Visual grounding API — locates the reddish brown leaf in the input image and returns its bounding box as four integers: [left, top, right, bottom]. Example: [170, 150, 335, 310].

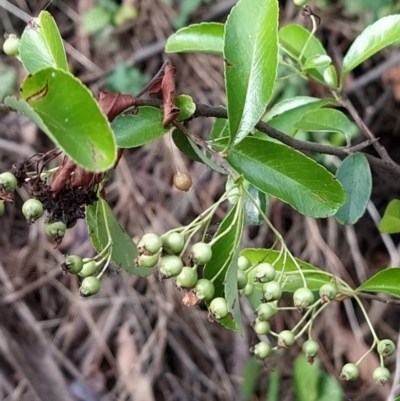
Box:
[147, 78, 163, 94]
[97, 92, 136, 122]
[161, 64, 180, 127]
[50, 157, 76, 194]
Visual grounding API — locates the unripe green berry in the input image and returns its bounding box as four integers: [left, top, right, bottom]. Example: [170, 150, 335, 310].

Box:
[79, 260, 98, 277]
[252, 342, 272, 359]
[64, 255, 84, 274]
[293, 287, 314, 309]
[253, 318, 271, 335]
[256, 302, 278, 321]
[162, 232, 185, 254]
[22, 198, 44, 222]
[372, 366, 390, 385]
[80, 276, 101, 296]
[191, 242, 212, 265]
[0, 172, 18, 190]
[3, 34, 20, 56]
[262, 281, 282, 302]
[238, 255, 251, 271]
[293, 0, 307, 6]
[340, 363, 359, 381]
[254, 263, 276, 283]
[195, 278, 215, 301]
[237, 270, 248, 290]
[377, 339, 396, 358]
[209, 297, 229, 320]
[242, 282, 254, 296]
[45, 221, 67, 240]
[176, 267, 198, 288]
[302, 339, 319, 359]
[0, 201, 4, 216]
[278, 330, 295, 348]
[159, 255, 183, 277]
[319, 283, 337, 301]
[138, 233, 162, 255]
[139, 253, 159, 268]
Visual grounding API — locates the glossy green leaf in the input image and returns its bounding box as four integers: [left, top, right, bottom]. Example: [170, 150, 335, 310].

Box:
[224, 0, 279, 145]
[165, 22, 224, 54]
[19, 11, 68, 73]
[5, 68, 116, 171]
[227, 137, 345, 218]
[172, 129, 226, 174]
[204, 204, 244, 332]
[294, 356, 320, 401]
[335, 154, 372, 224]
[379, 199, 400, 233]
[318, 374, 343, 401]
[244, 184, 269, 225]
[295, 108, 353, 143]
[86, 199, 151, 277]
[241, 248, 331, 292]
[303, 55, 332, 70]
[323, 65, 338, 87]
[342, 15, 400, 78]
[264, 96, 335, 136]
[356, 268, 400, 298]
[111, 107, 169, 148]
[241, 357, 262, 401]
[266, 369, 281, 401]
[175, 94, 196, 120]
[279, 24, 327, 82]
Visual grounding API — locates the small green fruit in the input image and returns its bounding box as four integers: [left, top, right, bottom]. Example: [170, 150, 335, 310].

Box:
[253, 318, 271, 335]
[302, 339, 319, 359]
[237, 270, 248, 290]
[176, 266, 198, 288]
[293, 0, 307, 6]
[262, 281, 282, 302]
[113, 4, 138, 27]
[191, 242, 212, 265]
[22, 198, 44, 222]
[139, 253, 159, 268]
[238, 255, 251, 271]
[242, 282, 254, 296]
[138, 233, 162, 255]
[80, 276, 101, 296]
[293, 287, 314, 309]
[79, 260, 98, 277]
[254, 263, 276, 283]
[162, 232, 185, 254]
[319, 283, 337, 302]
[278, 330, 295, 348]
[252, 342, 272, 359]
[256, 302, 278, 321]
[377, 339, 396, 358]
[45, 221, 67, 240]
[209, 297, 229, 320]
[64, 255, 84, 274]
[372, 366, 390, 385]
[340, 363, 359, 381]
[0, 172, 18, 190]
[0, 201, 4, 216]
[159, 255, 183, 277]
[3, 34, 20, 56]
[195, 278, 215, 301]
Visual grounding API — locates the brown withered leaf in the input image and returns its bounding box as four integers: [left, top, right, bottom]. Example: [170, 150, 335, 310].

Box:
[382, 65, 400, 101]
[50, 157, 76, 194]
[97, 92, 136, 122]
[161, 64, 180, 127]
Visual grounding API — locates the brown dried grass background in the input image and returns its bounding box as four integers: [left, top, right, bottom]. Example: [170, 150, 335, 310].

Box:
[1, 1, 400, 400]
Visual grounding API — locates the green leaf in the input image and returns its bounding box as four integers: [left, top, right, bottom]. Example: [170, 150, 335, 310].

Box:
[0, 63, 17, 101]
[244, 184, 269, 225]
[279, 24, 327, 82]
[165, 22, 224, 54]
[19, 11, 68, 74]
[264, 96, 335, 136]
[294, 356, 320, 401]
[379, 199, 400, 233]
[241, 248, 330, 292]
[356, 268, 400, 298]
[5, 68, 116, 171]
[295, 108, 354, 143]
[335, 154, 372, 224]
[204, 204, 244, 332]
[303, 55, 332, 70]
[224, 0, 279, 145]
[86, 199, 151, 277]
[111, 107, 169, 148]
[226, 137, 345, 218]
[318, 374, 343, 401]
[172, 129, 226, 174]
[266, 369, 281, 401]
[82, 6, 112, 35]
[341, 15, 400, 78]
[175, 94, 196, 120]
[241, 357, 262, 401]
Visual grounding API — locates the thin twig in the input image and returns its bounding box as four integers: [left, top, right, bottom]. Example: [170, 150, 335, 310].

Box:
[357, 292, 400, 305]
